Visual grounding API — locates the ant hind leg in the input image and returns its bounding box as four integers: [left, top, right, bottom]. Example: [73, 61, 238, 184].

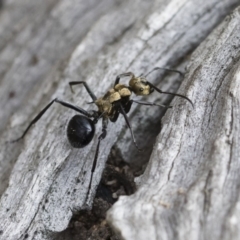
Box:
[11, 98, 96, 142]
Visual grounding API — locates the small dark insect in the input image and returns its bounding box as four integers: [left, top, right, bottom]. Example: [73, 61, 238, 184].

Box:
[12, 67, 193, 198]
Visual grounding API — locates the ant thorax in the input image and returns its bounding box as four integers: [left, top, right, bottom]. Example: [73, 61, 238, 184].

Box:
[95, 84, 131, 116]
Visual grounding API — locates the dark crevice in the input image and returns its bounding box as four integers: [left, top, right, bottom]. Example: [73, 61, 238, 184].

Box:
[203, 170, 213, 216]
[226, 95, 234, 174]
[52, 152, 136, 240]
[167, 139, 183, 181]
[106, 22, 135, 46]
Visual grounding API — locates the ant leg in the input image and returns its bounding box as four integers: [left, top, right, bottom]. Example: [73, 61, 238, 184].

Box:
[114, 72, 134, 86]
[86, 117, 108, 198]
[130, 99, 172, 108]
[144, 67, 184, 78]
[146, 81, 194, 107]
[117, 102, 141, 151]
[68, 81, 97, 101]
[55, 99, 95, 117]
[12, 98, 96, 142]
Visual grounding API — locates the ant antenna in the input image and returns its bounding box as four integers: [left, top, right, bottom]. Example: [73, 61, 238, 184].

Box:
[147, 81, 194, 107]
[144, 67, 193, 107]
[145, 67, 184, 78]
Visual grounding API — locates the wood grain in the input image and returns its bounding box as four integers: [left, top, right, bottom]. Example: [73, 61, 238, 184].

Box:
[0, 0, 239, 239]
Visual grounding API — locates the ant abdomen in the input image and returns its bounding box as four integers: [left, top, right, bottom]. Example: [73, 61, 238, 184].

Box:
[67, 115, 95, 148]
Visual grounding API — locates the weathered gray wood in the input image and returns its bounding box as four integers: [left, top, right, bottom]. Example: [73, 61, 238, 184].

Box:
[108, 6, 240, 240]
[0, 0, 239, 239]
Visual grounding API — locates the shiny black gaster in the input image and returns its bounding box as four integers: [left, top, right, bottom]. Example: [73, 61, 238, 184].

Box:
[67, 115, 95, 148]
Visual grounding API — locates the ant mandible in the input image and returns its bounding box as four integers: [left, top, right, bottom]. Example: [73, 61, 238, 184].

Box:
[12, 67, 193, 198]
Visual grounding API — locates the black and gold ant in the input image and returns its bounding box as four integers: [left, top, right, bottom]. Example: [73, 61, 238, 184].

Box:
[12, 67, 193, 197]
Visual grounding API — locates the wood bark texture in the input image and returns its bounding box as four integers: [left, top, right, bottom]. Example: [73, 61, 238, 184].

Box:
[0, 0, 239, 239]
[108, 6, 240, 240]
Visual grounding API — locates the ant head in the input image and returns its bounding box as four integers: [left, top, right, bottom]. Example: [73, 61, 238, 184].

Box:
[129, 76, 154, 96]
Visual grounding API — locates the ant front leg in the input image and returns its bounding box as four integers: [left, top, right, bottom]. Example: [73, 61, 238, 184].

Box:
[114, 72, 135, 86]
[11, 98, 96, 142]
[86, 117, 108, 199]
[68, 81, 97, 101]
